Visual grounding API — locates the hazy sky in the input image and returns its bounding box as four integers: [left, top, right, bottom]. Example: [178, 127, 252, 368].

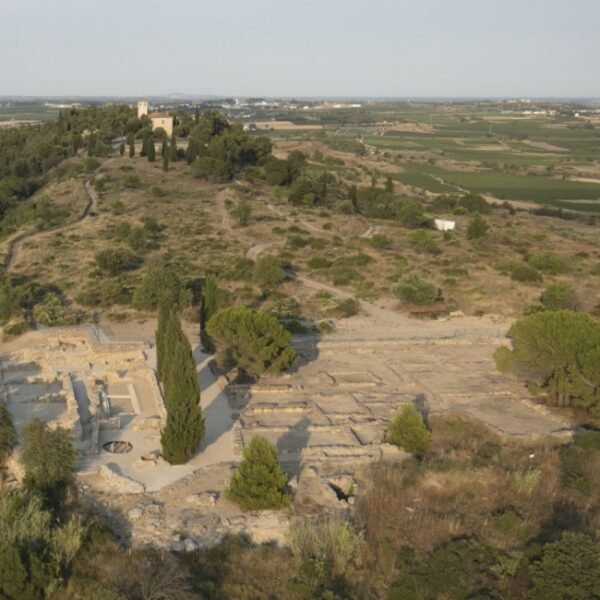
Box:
[2, 0, 599, 97]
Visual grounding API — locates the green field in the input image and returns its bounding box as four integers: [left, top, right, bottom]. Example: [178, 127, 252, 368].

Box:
[0, 103, 58, 122]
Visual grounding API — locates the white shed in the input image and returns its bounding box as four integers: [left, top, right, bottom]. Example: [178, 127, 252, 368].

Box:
[434, 219, 456, 232]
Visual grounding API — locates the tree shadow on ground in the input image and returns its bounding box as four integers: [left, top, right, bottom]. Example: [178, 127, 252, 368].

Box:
[277, 416, 311, 479]
[193, 344, 236, 454]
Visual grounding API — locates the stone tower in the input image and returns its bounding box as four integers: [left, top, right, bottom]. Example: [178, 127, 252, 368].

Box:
[137, 100, 148, 119]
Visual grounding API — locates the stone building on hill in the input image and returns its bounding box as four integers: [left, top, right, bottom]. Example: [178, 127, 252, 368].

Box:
[137, 100, 174, 137]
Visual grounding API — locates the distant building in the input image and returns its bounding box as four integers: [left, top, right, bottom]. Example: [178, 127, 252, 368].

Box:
[137, 100, 148, 118]
[137, 100, 174, 136]
[148, 113, 174, 136]
[434, 219, 455, 232]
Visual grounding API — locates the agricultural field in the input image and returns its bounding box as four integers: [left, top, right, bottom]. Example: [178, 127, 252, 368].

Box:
[261, 100, 600, 212]
[0, 101, 59, 123]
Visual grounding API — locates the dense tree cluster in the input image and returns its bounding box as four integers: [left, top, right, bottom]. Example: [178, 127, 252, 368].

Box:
[433, 193, 492, 215]
[206, 306, 297, 377]
[132, 266, 191, 311]
[190, 111, 272, 182]
[0, 105, 136, 219]
[20, 418, 76, 508]
[156, 301, 205, 464]
[0, 491, 85, 598]
[264, 150, 306, 186]
[495, 310, 600, 414]
[350, 184, 432, 225]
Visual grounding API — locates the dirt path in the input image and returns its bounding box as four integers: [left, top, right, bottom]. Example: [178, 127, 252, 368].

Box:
[266, 203, 335, 238]
[359, 225, 382, 239]
[4, 164, 104, 273]
[246, 242, 271, 261]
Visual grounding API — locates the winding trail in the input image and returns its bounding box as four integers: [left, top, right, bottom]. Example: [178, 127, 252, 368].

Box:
[3, 165, 104, 273]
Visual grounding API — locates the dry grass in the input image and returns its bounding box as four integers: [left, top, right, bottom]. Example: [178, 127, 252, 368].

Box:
[354, 415, 598, 588]
[7, 147, 600, 322]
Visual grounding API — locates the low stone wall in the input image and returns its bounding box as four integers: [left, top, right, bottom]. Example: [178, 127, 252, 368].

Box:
[59, 373, 83, 441]
[99, 463, 146, 494]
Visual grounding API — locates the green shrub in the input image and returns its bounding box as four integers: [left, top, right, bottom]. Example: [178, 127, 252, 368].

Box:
[393, 274, 437, 305]
[84, 157, 101, 173]
[467, 215, 490, 240]
[207, 306, 297, 377]
[132, 267, 191, 310]
[0, 406, 16, 466]
[458, 193, 491, 214]
[3, 318, 29, 337]
[287, 235, 309, 249]
[541, 283, 579, 311]
[95, 248, 139, 276]
[560, 445, 592, 494]
[335, 252, 374, 267]
[510, 264, 543, 284]
[574, 430, 600, 450]
[369, 234, 391, 249]
[528, 532, 600, 600]
[322, 296, 360, 319]
[493, 346, 514, 374]
[224, 256, 254, 281]
[501, 310, 600, 414]
[408, 230, 441, 255]
[253, 255, 284, 289]
[33, 293, 81, 327]
[307, 256, 331, 269]
[0, 491, 85, 597]
[20, 418, 76, 505]
[397, 200, 432, 229]
[386, 404, 430, 454]
[226, 436, 290, 510]
[287, 516, 363, 577]
[329, 266, 360, 286]
[124, 174, 141, 189]
[528, 252, 571, 275]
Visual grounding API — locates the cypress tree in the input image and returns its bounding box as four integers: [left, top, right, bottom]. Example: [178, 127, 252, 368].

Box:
[163, 326, 199, 412]
[160, 396, 205, 465]
[156, 299, 172, 382]
[147, 139, 156, 162]
[226, 436, 290, 510]
[87, 133, 96, 157]
[129, 141, 135, 158]
[141, 130, 148, 157]
[119, 141, 125, 156]
[200, 274, 219, 352]
[169, 133, 178, 161]
[186, 139, 198, 164]
[157, 309, 205, 464]
[161, 139, 167, 157]
[162, 145, 170, 172]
